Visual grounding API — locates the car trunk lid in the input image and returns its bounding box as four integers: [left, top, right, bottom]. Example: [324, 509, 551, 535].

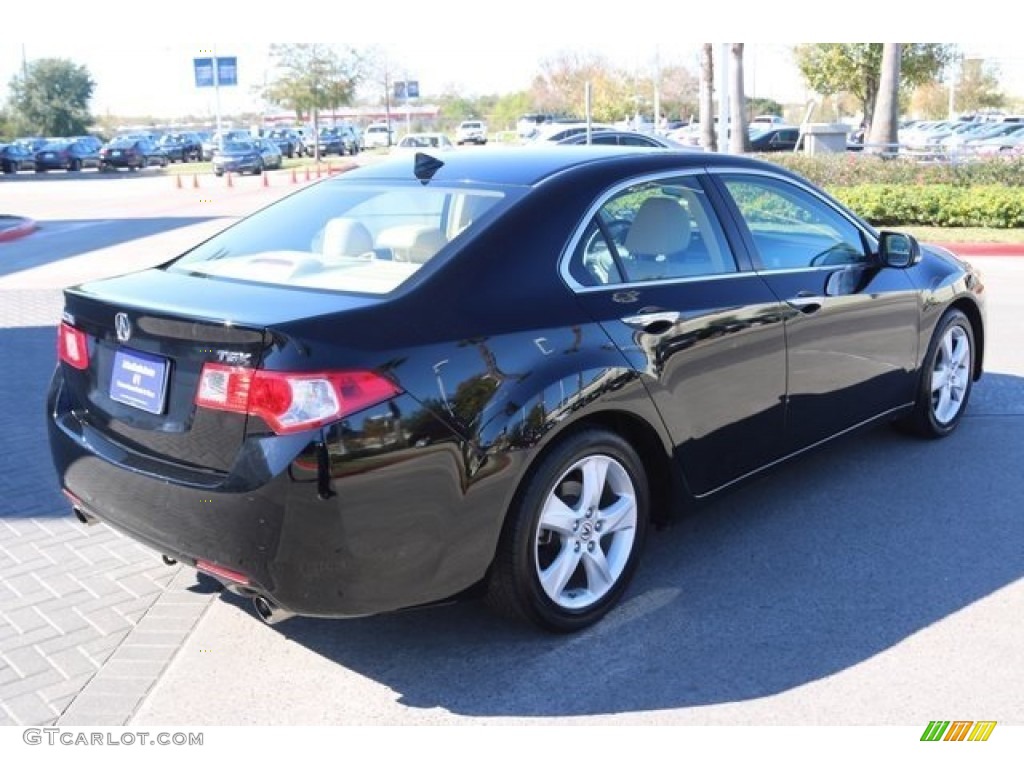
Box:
[58, 269, 379, 473]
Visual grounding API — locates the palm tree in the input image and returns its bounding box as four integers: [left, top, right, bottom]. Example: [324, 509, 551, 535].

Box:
[729, 44, 751, 153]
[867, 43, 901, 155]
[700, 44, 716, 152]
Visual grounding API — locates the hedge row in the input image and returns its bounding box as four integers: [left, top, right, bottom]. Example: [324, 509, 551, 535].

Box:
[748, 154, 1024, 227]
[829, 185, 1024, 228]
[760, 153, 1024, 188]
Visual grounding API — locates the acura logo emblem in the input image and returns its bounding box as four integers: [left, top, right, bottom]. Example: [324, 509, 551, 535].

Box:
[114, 312, 131, 342]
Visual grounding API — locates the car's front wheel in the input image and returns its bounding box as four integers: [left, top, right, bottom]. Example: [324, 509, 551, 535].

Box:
[902, 308, 975, 438]
[486, 429, 648, 633]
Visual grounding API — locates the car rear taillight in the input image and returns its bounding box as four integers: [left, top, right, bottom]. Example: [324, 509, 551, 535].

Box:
[194, 364, 400, 434]
[58, 322, 89, 369]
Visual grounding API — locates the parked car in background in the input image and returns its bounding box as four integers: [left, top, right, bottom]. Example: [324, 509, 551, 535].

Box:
[212, 140, 270, 176]
[531, 123, 615, 143]
[46, 147, 986, 634]
[34, 139, 102, 172]
[267, 128, 303, 158]
[751, 114, 787, 128]
[16, 137, 50, 154]
[252, 137, 284, 170]
[517, 113, 554, 138]
[73, 135, 104, 153]
[455, 120, 488, 145]
[556, 131, 695, 149]
[393, 132, 454, 151]
[98, 137, 169, 171]
[941, 121, 1022, 153]
[202, 130, 251, 161]
[311, 126, 361, 156]
[970, 124, 1024, 156]
[157, 132, 203, 163]
[362, 122, 395, 149]
[1, 143, 37, 174]
[748, 126, 801, 152]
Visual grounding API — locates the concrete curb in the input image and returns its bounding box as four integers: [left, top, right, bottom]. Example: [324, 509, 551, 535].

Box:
[0, 216, 38, 243]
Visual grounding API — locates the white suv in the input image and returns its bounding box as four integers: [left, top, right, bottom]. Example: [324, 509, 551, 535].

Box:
[456, 120, 488, 145]
[362, 123, 395, 149]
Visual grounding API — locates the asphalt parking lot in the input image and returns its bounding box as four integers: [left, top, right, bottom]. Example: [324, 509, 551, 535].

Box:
[0, 171, 1021, 727]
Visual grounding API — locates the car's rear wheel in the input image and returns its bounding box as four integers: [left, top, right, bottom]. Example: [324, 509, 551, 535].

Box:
[486, 429, 648, 633]
[901, 308, 975, 438]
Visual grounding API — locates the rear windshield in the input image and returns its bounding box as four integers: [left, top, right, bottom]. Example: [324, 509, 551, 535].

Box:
[167, 180, 513, 295]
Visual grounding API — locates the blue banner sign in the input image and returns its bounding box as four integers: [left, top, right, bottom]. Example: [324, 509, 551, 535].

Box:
[194, 56, 238, 88]
[394, 80, 419, 100]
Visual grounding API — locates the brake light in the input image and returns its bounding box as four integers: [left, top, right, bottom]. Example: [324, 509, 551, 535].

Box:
[58, 322, 89, 369]
[195, 364, 400, 434]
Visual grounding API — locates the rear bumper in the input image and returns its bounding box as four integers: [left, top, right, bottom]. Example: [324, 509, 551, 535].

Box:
[47, 372, 509, 619]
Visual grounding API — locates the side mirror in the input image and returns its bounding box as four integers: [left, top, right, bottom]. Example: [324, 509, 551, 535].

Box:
[878, 231, 921, 268]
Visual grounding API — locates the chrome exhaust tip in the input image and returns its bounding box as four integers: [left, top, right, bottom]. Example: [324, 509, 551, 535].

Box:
[252, 595, 294, 625]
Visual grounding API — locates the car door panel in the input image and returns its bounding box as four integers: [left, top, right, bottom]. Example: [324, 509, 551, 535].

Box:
[709, 171, 921, 451]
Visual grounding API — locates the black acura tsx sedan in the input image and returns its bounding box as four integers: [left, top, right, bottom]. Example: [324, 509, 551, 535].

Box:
[48, 147, 986, 633]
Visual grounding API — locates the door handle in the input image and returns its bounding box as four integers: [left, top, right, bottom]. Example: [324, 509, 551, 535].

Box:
[785, 292, 822, 315]
[620, 310, 680, 332]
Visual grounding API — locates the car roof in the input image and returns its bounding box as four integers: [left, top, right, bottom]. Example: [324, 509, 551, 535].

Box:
[339, 146, 782, 187]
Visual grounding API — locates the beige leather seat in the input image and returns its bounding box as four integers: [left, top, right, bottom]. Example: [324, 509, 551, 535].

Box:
[320, 218, 374, 261]
[622, 197, 693, 281]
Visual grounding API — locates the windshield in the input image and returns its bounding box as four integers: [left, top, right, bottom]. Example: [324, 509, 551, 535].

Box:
[168, 180, 514, 295]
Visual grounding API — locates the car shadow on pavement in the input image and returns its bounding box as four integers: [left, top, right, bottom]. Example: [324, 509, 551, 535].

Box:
[253, 371, 1024, 718]
[0, 324, 66, 519]
[0, 217, 225, 278]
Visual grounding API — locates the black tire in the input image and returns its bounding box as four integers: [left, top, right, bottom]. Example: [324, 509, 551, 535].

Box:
[899, 308, 975, 438]
[69, 158, 82, 172]
[485, 429, 649, 633]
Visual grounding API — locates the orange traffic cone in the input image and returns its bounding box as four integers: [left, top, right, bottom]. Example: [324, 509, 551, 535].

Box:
[175, 175, 183, 189]
[316, 164, 322, 179]
[304, 166, 311, 181]
[226, 172, 233, 188]
[192, 174, 199, 189]
[262, 171, 269, 188]
[290, 168, 297, 184]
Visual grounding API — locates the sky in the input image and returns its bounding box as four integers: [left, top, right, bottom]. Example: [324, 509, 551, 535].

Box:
[4, 6, 1024, 121]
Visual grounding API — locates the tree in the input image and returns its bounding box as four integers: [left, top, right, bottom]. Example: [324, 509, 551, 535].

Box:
[909, 82, 949, 120]
[530, 52, 633, 122]
[867, 43, 901, 154]
[794, 44, 954, 130]
[699, 44, 716, 151]
[640, 64, 698, 124]
[7, 58, 94, 136]
[491, 91, 532, 132]
[264, 44, 362, 156]
[747, 97, 784, 121]
[954, 58, 1006, 115]
[729, 44, 751, 153]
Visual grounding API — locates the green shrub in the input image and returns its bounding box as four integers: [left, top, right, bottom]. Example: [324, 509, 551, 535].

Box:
[756, 153, 1024, 188]
[831, 185, 1024, 228]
